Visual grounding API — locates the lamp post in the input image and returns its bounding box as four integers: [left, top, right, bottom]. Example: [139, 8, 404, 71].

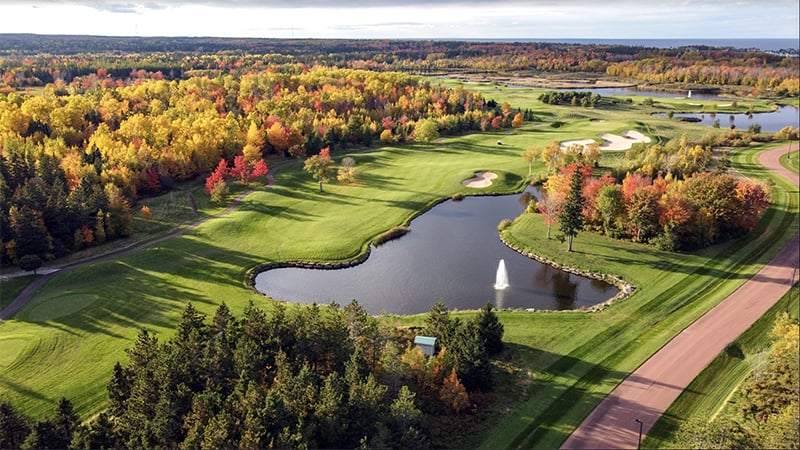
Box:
[635, 418, 643, 449]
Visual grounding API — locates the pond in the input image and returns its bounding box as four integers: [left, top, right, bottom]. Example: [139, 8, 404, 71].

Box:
[255, 187, 618, 315]
[654, 105, 800, 133]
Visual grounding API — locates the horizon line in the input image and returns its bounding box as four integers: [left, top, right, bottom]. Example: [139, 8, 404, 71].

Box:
[1, 33, 797, 41]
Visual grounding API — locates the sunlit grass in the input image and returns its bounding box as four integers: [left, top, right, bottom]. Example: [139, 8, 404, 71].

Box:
[0, 81, 795, 450]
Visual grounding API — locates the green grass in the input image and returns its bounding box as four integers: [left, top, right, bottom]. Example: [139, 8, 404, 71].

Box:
[473, 144, 798, 449]
[0, 276, 36, 310]
[644, 285, 799, 448]
[780, 148, 800, 174]
[0, 83, 796, 450]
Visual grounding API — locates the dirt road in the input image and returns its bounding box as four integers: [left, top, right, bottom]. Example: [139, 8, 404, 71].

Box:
[561, 144, 799, 449]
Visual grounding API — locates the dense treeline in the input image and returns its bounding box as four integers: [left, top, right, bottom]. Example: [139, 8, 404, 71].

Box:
[672, 313, 799, 448]
[0, 300, 504, 449]
[538, 91, 602, 107]
[535, 162, 770, 251]
[0, 66, 514, 266]
[1, 36, 797, 96]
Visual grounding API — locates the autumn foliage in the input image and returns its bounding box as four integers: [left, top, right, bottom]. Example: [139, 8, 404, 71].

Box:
[205, 157, 268, 195]
[540, 166, 771, 251]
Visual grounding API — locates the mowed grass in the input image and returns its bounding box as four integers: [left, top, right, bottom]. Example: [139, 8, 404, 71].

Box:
[0, 276, 36, 310]
[1, 119, 620, 418]
[780, 148, 800, 174]
[0, 83, 795, 450]
[469, 143, 799, 448]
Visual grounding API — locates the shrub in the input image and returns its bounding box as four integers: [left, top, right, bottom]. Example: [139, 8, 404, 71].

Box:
[373, 226, 410, 246]
[497, 219, 512, 232]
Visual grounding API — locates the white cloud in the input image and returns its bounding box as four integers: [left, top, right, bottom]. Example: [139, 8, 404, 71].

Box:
[0, 0, 797, 39]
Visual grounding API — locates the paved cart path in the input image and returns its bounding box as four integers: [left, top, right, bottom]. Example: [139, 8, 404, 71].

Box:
[0, 173, 278, 321]
[561, 144, 799, 449]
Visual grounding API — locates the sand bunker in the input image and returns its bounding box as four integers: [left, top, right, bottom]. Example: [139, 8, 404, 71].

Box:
[463, 171, 498, 188]
[560, 138, 597, 150]
[599, 130, 652, 150]
[561, 130, 651, 151]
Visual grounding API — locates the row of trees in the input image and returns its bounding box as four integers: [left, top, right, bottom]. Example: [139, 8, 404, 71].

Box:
[0, 300, 504, 449]
[2, 38, 796, 97]
[533, 163, 770, 251]
[1, 66, 515, 266]
[538, 91, 602, 107]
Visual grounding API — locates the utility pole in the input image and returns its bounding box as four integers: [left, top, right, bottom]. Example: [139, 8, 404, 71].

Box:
[635, 418, 643, 449]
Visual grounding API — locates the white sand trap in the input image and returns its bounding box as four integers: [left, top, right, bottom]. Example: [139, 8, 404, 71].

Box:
[560, 130, 651, 152]
[463, 171, 498, 188]
[598, 130, 651, 150]
[560, 138, 596, 150]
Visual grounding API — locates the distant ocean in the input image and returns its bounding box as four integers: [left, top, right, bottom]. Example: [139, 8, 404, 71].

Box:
[460, 38, 799, 52]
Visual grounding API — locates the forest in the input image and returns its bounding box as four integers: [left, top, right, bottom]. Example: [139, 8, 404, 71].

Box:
[0, 36, 798, 449]
[0, 65, 525, 266]
[1, 35, 798, 96]
[0, 300, 505, 449]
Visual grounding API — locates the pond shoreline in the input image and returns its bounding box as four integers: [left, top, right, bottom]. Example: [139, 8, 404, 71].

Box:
[246, 184, 635, 315]
[498, 233, 636, 313]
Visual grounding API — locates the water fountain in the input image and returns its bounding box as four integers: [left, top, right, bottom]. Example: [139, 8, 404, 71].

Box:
[494, 259, 509, 290]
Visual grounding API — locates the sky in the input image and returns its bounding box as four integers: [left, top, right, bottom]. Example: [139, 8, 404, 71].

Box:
[1, 0, 798, 40]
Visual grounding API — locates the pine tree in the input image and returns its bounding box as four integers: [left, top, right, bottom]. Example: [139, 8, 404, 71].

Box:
[0, 402, 30, 450]
[559, 164, 586, 251]
[474, 303, 504, 356]
[52, 397, 79, 449]
[107, 361, 131, 417]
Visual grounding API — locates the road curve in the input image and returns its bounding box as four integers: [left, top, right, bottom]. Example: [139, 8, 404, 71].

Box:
[561, 144, 799, 449]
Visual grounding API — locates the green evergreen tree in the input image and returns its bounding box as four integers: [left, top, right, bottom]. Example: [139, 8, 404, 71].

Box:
[423, 301, 456, 348]
[52, 397, 79, 448]
[559, 165, 586, 251]
[0, 402, 30, 450]
[107, 361, 131, 417]
[474, 303, 504, 356]
[450, 321, 493, 391]
[314, 371, 347, 448]
[70, 412, 119, 450]
[21, 419, 60, 450]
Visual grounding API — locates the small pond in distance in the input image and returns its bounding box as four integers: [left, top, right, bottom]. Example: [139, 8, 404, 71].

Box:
[656, 105, 800, 133]
[255, 188, 618, 315]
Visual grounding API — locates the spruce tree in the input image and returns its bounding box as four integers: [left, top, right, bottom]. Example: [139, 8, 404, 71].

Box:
[559, 165, 586, 251]
[474, 303, 504, 356]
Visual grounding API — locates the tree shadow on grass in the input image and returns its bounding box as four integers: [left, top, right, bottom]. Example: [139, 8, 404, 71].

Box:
[0, 374, 52, 403]
[496, 343, 700, 449]
[583, 238, 751, 281]
[11, 237, 268, 338]
[235, 199, 317, 222]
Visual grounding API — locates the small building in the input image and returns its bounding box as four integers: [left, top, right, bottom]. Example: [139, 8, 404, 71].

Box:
[414, 336, 437, 356]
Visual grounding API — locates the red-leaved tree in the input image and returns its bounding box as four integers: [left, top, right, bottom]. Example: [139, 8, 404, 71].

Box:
[230, 156, 251, 184]
[251, 159, 269, 179]
[205, 159, 229, 195]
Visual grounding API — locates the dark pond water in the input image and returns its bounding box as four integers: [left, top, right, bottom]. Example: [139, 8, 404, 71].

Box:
[255, 188, 618, 315]
[655, 105, 800, 133]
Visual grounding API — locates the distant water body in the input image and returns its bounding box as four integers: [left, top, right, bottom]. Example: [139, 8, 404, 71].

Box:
[457, 38, 799, 52]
